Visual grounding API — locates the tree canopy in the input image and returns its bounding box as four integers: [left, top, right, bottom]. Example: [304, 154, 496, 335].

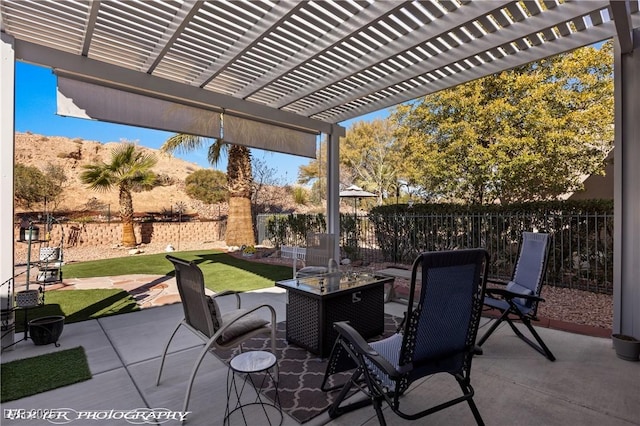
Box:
[340, 119, 401, 205]
[393, 41, 614, 204]
[298, 120, 401, 205]
[185, 169, 227, 204]
[298, 43, 614, 206]
[15, 163, 67, 210]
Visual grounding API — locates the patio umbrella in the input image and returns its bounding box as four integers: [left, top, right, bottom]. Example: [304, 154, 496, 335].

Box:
[339, 185, 376, 215]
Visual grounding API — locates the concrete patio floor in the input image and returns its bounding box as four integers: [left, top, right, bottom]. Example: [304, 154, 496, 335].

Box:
[1, 287, 638, 426]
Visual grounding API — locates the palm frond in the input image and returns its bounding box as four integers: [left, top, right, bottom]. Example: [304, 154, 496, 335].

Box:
[161, 134, 207, 154]
[79, 166, 115, 192]
[207, 138, 227, 166]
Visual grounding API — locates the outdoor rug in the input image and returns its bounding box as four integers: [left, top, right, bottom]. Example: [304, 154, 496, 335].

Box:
[212, 314, 402, 424]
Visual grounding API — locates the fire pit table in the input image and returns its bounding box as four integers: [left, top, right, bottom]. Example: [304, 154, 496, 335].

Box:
[275, 272, 392, 358]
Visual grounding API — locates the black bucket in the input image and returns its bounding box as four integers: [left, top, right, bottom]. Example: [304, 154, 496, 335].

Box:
[29, 315, 65, 346]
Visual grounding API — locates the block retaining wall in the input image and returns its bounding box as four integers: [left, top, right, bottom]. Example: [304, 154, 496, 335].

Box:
[14, 221, 225, 247]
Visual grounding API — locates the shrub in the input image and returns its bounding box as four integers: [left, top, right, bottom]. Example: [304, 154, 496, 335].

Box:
[292, 186, 308, 205]
[242, 245, 256, 254]
[14, 163, 66, 209]
[185, 169, 227, 204]
[154, 173, 175, 186]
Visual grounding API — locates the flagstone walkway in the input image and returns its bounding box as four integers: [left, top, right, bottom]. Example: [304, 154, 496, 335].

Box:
[13, 270, 182, 309]
[58, 274, 181, 308]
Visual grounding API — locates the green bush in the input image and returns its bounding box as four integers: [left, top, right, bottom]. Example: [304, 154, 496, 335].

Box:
[185, 169, 227, 204]
[292, 186, 308, 205]
[14, 163, 66, 209]
[266, 213, 326, 247]
[368, 200, 614, 291]
[262, 200, 614, 293]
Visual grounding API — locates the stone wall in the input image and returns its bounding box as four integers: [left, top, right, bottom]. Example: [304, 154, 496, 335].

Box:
[14, 221, 226, 247]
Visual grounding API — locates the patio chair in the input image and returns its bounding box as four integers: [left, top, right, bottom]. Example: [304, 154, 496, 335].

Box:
[294, 232, 338, 277]
[156, 255, 277, 417]
[476, 232, 555, 361]
[322, 249, 489, 425]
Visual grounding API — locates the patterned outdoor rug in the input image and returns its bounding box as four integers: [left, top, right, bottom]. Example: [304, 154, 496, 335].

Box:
[211, 314, 402, 424]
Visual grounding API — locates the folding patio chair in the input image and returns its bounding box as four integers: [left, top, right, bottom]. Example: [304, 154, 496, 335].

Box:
[156, 255, 277, 418]
[476, 232, 555, 361]
[322, 249, 489, 425]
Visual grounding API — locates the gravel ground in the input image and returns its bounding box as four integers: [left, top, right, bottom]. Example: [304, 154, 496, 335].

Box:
[15, 242, 613, 331]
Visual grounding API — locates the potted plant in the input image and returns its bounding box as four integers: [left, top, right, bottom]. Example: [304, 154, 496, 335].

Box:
[611, 334, 640, 361]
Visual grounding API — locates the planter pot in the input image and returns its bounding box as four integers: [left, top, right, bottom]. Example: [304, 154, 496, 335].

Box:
[29, 315, 65, 346]
[612, 334, 640, 361]
[19, 226, 40, 241]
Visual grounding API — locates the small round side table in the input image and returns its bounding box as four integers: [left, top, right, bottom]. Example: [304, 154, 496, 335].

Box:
[224, 350, 282, 425]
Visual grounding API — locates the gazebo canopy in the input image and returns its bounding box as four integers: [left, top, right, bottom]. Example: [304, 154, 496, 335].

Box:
[339, 185, 376, 199]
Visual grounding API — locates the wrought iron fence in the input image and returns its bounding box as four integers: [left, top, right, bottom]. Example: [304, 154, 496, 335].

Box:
[257, 211, 613, 294]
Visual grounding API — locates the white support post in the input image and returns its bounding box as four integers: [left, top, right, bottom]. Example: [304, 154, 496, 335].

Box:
[1, 33, 16, 350]
[326, 124, 345, 261]
[613, 29, 640, 337]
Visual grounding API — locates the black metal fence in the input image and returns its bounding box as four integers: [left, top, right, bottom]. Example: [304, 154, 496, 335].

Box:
[257, 211, 614, 294]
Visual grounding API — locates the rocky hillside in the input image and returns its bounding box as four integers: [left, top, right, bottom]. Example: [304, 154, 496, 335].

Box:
[14, 132, 313, 218]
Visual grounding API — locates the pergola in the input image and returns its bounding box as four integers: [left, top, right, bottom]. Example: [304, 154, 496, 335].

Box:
[1, 0, 639, 336]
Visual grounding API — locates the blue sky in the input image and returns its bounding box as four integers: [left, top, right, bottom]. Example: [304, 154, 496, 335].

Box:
[16, 62, 389, 185]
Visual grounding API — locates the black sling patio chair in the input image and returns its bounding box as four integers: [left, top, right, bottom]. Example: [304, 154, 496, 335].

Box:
[156, 255, 277, 419]
[321, 249, 489, 426]
[476, 232, 556, 361]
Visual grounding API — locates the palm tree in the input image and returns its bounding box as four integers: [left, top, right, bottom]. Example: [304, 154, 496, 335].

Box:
[80, 143, 157, 247]
[161, 134, 255, 247]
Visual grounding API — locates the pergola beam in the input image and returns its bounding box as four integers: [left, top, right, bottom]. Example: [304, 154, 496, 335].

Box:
[610, 0, 634, 54]
[13, 39, 334, 135]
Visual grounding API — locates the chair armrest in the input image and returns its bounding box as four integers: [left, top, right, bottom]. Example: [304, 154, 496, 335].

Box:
[485, 288, 545, 303]
[221, 303, 276, 327]
[213, 290, 242, 309]
[385, 264, 410, 270]
[487, 278, 509, 286]
[333, 321, 402, 380]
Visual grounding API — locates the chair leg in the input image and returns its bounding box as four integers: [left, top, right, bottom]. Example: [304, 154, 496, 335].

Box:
[372, 396, 387, 426]
[520, 318, 556, 361]
[480, 310, 556, 361]
[156, 319, 184, 386]
[269, 311, 278, 379]
[328, 369, 365, 418]
[182, 337, 217, 419]
[476, 309, 510, 347]
[457, 381, 484, 426]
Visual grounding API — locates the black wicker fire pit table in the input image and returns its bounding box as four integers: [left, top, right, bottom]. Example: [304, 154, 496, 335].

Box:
[275, 272, 392, 358]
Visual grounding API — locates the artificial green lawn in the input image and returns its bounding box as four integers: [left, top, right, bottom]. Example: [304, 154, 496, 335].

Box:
[14, 289, 139, 332]
[62, 250, 293, 293]
[1, 346, 92, 402]
[11, 251, 291, 331]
